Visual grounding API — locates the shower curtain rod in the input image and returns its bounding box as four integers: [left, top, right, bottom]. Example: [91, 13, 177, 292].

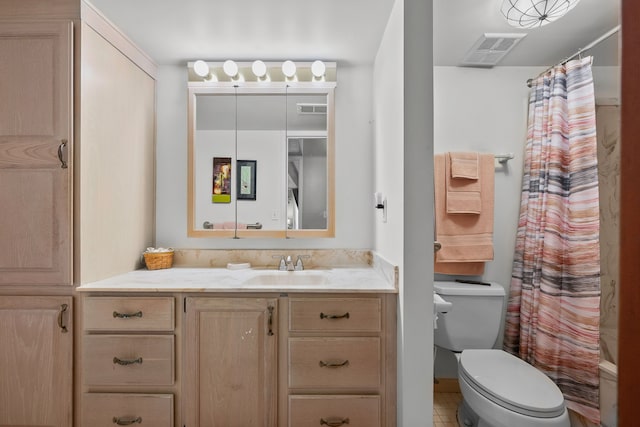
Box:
[526, 25, 621, 88]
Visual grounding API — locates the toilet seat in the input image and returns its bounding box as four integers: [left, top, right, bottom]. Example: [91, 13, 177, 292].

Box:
[459, 349, 566, 418]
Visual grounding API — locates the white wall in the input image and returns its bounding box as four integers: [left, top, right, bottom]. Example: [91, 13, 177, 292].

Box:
[155, 63, 374, 248]
[374, 0, 434, 424]
[374, 1, 404, 266]
[432, 64, 621, 377]
[193, 130, 286, 229]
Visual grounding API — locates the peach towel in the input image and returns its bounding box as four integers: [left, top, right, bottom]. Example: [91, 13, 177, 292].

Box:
[446, 152, 482, 214]
[450, 152, 479, 179]
[434, 152, 495, 275]
[214, 222, 247, 229]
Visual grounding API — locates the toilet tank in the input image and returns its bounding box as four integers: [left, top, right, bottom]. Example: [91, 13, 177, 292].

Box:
[434, 281, 505, 352]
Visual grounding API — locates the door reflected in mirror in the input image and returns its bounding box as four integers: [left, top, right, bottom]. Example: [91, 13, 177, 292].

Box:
[287, 137, 327, 230]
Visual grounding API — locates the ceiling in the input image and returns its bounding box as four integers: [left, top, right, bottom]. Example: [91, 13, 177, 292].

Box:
[91, 0, 620, 67]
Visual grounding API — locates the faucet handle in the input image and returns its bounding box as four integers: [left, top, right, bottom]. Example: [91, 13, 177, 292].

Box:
[272, 255, 287, 271]
[294, 255, 310, 271]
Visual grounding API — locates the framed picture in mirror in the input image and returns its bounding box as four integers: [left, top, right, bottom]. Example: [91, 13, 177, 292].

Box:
[237, 159, 256, 200]
[212, 157, 231, 203]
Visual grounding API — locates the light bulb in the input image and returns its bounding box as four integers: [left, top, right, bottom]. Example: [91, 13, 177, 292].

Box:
[311, 60, 326, 78]
[193, 60, 210, 78]
[282, 60, 297, 78]
[252, 60, 267, 78]
[223, 60, 239, 77]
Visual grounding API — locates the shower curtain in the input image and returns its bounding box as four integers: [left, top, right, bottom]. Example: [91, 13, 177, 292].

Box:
[503, 57, 601, 424]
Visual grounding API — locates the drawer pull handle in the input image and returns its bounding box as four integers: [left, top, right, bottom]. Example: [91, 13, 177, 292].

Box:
[320, 417, 350, 426]
[58, 304, 68, 333]
[319, 359, 349, 368]
[113, 310, 143, 319]
[320, 312, 350, 320]
[113, 357, 143, 366]
[268, 305, 274, 336]
[58, 139, 68, 169]
[112, 416, 142, 425]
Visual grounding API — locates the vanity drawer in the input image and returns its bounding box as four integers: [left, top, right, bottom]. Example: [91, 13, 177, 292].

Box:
[289, 395, 380, 427]
[84, 296, 175, 331]
[83, 335, 174, 386]
[82, 393, 173, 427]
[289, 337, 380, 389]
[289, 297, 381, 332]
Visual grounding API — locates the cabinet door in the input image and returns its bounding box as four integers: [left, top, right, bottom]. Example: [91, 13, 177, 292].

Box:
[184, 297, 278, 427]
[0, 21, 72, 285]
[0, 296, 73, 427]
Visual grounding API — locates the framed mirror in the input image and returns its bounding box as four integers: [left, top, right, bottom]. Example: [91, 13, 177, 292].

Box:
[187, 82, 335, 238]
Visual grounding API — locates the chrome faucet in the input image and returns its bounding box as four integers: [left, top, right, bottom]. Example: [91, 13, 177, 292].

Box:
[285, 255, 295, 271]
[274, 254, 310, 271]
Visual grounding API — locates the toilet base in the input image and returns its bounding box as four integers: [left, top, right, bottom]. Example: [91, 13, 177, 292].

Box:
[458, 374, 570, 427]
[457, 399, 478, 427]
[457, 399, 509, 427]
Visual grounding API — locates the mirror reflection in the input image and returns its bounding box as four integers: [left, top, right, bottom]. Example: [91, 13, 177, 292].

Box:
[287, 137, 327, 230]
[188, 87, 335, 238]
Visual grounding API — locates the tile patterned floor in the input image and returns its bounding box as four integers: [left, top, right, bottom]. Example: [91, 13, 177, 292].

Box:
[433, 392, 462, 427]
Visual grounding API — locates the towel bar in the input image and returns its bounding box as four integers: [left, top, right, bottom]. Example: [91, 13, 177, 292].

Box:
[202, 221, 263, 229]
[495, 153, 514, 164]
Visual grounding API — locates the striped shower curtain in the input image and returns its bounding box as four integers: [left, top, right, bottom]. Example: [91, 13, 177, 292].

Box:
[503, 57, 601, 424]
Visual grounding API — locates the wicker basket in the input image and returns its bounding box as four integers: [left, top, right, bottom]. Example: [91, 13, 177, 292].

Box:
[143, 251, 174, 270]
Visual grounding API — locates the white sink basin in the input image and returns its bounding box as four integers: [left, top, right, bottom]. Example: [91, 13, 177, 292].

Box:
[243, 271, 330, 286]
[434, 293, 452, 314]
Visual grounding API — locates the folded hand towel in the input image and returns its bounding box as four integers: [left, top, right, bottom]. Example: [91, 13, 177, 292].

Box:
[446, 152, 482, 214]
[450, 152, 479, 179]
[221, 221, 247, 229]
[434, 153, 495, 275]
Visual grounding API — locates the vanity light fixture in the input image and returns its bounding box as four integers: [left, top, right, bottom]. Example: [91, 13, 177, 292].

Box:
[311, 60, 326, 78]
[251, 60, 267, 79]
[501, 0, 582, 28]
[193, 60, 214, 81]
[223, 59, 239, 78]
[282, 60, 297, 78]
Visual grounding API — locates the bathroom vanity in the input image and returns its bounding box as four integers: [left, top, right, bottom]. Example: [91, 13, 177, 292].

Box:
[76, 256, 398, 427]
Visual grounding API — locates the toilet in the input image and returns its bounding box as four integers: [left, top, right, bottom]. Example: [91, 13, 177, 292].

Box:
[434, 281, 570, 427]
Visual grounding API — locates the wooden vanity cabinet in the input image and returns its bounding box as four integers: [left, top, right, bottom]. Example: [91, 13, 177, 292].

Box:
[284, 295, 396, 427]
[0, 18, 74, 427]
[183, 297, 279, 427]
[0, 296, 73, 427]
[80, 292, 396, 427]
[1, 2, 157, 426]
[0, 20, 73, 287]
[81, 296, 176, 427]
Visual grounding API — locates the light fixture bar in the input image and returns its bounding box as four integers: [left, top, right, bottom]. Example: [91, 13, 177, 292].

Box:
[187, 61, 337, 84]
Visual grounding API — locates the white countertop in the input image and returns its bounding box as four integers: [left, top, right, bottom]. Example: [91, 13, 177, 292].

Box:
[77, 266, 398, 293]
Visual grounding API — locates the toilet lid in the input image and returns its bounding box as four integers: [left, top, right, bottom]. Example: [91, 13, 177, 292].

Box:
[459, 349, 566, 418]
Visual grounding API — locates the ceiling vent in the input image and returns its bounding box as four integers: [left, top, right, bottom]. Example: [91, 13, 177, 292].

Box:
[460, 33, 527, 68]
[296, 103, 327, 114]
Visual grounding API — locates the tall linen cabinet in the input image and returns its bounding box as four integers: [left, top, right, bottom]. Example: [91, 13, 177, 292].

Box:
[0, 1, 157, 426]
